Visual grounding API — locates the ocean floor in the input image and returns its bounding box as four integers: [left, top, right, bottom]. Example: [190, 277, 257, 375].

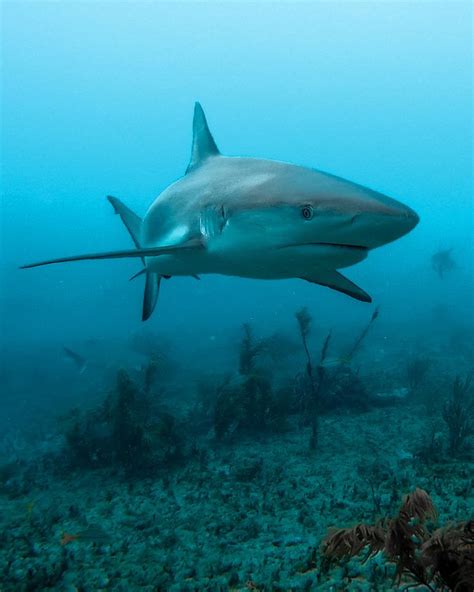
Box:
[1, 401, 472, 591]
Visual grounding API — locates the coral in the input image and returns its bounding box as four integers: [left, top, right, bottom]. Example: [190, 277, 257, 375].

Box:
[61, 369, 183, 475]
[345, 306, 380, 361]
[320, 366, 370, 413]
[442, 374, 474, 455]
[211, 324, 288, 439]
[113, 369, 152, 472]
[414, 423, 444, 465]
[239, 323, 266, 376]
[407, 356, 432, 392]
[421, 521, 474, 591]
[295, 307, 319, 449]
[322, 488, 474, 591]
[212, 373, 286, 439]
[294, 307, 380, 450]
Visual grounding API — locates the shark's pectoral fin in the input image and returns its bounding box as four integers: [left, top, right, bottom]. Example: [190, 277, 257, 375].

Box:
[20, 238, 204, 269]
[302, 270, 372, 303]
[142, 273, 161, 321]
[186, 102, 220, 174]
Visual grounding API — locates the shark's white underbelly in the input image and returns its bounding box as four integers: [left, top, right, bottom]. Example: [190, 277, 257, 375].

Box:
[145, 244, 368, 279]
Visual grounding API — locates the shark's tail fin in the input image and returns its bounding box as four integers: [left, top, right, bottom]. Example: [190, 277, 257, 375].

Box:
[107, 195, 161, 321]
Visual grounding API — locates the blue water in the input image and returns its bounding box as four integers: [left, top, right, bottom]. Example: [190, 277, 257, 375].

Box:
[1, 3, 473, 591]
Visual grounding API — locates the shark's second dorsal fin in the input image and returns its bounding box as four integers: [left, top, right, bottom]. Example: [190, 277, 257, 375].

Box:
[186, 102, 220, 173]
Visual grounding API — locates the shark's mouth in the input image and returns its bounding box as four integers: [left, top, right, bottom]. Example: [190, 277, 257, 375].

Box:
[312, 242, 368, 252]
[284, 242, 368, 252]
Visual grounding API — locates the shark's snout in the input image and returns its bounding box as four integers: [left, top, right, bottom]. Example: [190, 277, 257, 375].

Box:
[356, 202, 419, 249]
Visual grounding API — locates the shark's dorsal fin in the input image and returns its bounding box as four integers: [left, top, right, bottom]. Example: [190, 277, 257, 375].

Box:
[186, 102, 220, 173]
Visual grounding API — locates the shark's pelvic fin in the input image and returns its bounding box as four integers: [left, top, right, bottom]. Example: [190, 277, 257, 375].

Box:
[303, 270, 372, 303]
[107, 195, 142, 249]
[143, 272, 161, 321]
[186, 102, 220, 174]
[129, 268, 147, 281]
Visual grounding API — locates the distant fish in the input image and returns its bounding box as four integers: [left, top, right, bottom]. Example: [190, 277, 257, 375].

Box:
[60, 525, 111, 546]
[318, 355, 351, 369]
[431, 248, 456, 279]
[63, 346, 87, 373]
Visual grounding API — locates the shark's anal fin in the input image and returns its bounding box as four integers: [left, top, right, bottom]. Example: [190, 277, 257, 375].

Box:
[186, 102, 220, 174]
[143, 273, 161, 321]
[302, 270, 372, 303]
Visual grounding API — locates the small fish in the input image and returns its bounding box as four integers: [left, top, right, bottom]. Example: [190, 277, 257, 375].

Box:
[60, 525, 111, 546]
[272, 536, 306, 547]
[431, 248, 456, 279]
[63, 346, 87, 373]
[318, 356, 351, 369]
[60, 532, 79, 546]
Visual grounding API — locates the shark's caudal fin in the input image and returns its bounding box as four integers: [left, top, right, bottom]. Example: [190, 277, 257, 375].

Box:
[303, 270, 372, 303]
[186, 102, 220, 174]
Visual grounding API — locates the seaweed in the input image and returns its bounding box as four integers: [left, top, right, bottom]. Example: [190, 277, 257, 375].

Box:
[239, 323, 267, 376]
[295, 307, 379, 449]
[212, 324, 288, 439]
[295, 307, 319, 449]
[442, 373, 474, 455]
[344, 306, 380, 362]
[421, 521, 474, 591]
[407, 357, 432, 392]
[61, 368, 183, 475]
[113, 369, 152, 472]
[323, 488, 474, 591]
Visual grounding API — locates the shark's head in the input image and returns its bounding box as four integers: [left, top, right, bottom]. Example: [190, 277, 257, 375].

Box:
[220, 161, 419, 262]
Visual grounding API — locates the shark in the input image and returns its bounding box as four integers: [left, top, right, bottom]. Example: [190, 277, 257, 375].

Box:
[22, 103, 419, 320]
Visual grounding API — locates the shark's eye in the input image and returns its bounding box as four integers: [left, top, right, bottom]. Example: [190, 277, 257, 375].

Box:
[301, 205, 313, 220]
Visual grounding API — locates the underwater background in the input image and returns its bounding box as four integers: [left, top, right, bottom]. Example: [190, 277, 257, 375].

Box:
[1, 2, 473, 591]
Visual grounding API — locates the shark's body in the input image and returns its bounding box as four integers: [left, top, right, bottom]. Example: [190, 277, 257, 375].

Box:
[22, 103, 419, 320]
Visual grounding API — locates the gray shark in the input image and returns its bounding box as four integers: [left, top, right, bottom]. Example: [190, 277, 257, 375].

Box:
[22, 103, 419, 320]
